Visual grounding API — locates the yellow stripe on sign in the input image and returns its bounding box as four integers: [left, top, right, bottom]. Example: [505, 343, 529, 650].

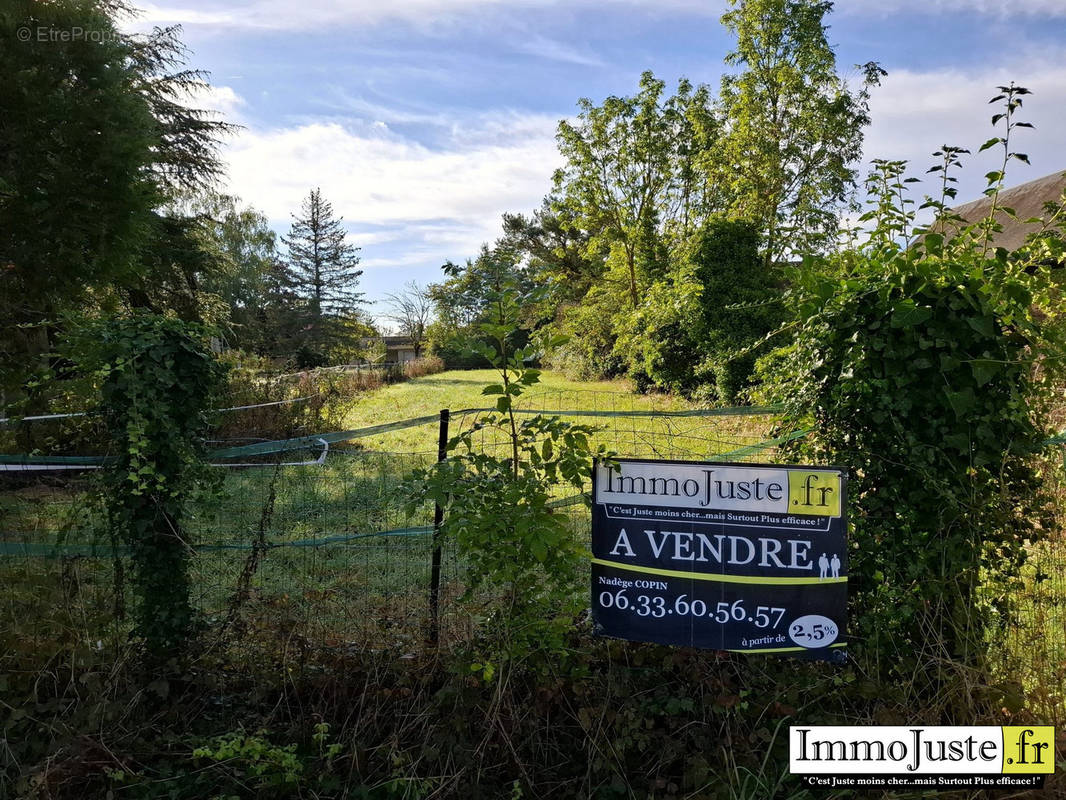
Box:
[1001, 726, 1055, 774]
[729, 643, 847, 654]
[592, 558, 847, 585]
[787, 470, 841, 517]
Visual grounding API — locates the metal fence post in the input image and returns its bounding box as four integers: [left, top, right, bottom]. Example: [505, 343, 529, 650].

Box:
[428, 408, 449, 645]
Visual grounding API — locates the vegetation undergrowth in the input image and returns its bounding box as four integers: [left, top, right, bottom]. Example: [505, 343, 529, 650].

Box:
[766, 85, 1066, 710]
[405, 271, 613, 681]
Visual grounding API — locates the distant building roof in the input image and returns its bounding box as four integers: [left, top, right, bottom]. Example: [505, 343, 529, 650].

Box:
[950, 170, 1066, 251]
[359, 335, 414, 347]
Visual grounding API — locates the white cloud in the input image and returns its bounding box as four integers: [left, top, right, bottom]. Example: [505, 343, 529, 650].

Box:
[130, 0, 732, 32]
[840, 0, 1066, 18]
[512, 35, 605, 67]
[221, 111, 563, 264]
[319, 91, 451, 129]
[860, 58, 1066, 204]
[216, 60, 1066, 267]
[178, 83, 246, 119]
[133, 0, 538, 31]
[131, 0, 1066, 33]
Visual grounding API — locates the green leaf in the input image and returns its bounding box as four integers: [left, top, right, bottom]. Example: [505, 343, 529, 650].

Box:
[890, 300, 933, 328]
[496, 396, 511, 413]
[529, 538, 548, 562]
[965, 316, 995, 338]
[481, 384, 504, 395]
[978, 137, 1000, 152]
[946, 388, 975, 418]
[969, 359, 1000, 387]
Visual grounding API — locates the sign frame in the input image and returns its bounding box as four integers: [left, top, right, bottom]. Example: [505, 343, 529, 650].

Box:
[590, 456, 848, 662]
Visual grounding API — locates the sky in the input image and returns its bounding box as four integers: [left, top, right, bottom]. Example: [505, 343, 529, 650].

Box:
[127, 1, 1066, 320]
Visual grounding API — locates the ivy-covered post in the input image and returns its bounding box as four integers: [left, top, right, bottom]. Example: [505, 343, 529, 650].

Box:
[773, 107, 1060, 689]
[93, 314, 224, 664]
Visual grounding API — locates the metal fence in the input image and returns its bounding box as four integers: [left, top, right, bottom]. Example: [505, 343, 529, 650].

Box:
[1, 388, 1064, 719]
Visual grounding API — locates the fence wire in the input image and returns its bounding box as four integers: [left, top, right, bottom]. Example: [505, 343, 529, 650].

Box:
[1, 389, 1064, 721]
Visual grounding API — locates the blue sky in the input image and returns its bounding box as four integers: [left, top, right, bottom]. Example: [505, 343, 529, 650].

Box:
[129, 1, 1066, 323]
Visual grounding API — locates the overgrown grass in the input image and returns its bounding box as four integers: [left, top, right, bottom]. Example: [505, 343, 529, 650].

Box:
[2, 372, 1066, 798]
[341, 368, 781, 458]
[0, 372, 784, 675]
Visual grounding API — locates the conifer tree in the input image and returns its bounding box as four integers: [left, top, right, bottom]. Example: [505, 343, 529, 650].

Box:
[281, 188, 364, 357]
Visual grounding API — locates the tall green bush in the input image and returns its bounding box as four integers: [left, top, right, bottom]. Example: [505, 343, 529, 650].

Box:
[618, 218, 782, 401]
[773, 97, 1064, 684]
[89, 314, 224, 662]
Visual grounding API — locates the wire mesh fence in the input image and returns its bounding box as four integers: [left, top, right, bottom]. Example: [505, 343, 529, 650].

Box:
[1, 387, 1064, 719]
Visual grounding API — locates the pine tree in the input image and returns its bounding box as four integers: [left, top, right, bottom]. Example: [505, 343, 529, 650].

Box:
[281, 188, 364, 357]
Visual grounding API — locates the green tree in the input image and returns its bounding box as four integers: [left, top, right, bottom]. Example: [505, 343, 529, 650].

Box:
[426, 246, 537, 367]
[281, 188, 365, 359]
[500, 198, 605, 303]
[715, 0, 884, 263]
[0, 0, 231, 396]
[618, 218, 781, 400]
[553, 72, 717, 308]
[187, 193, 290, 353]
[1, 0, 151, 385]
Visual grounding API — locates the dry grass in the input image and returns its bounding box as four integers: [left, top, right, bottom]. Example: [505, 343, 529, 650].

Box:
[402, 355, 445, 379]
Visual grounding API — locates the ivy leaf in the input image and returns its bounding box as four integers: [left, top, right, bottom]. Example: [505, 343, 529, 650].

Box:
[969, 359, 1000, 387]
[965, 316, 995, 337]
[946, 388, 975, 418]
[890, 300, 933, 328]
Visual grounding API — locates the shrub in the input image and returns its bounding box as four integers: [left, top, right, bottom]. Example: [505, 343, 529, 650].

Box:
[615, 218, 782, 402]
[771, 96, 1064, 686]
[544, 295, 625, 380]
[84, 314, 224, 662]
[402, 355, 444, 379]
[406, 277, 611, 675]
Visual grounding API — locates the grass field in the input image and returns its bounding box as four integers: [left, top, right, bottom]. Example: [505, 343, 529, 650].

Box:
[0, 370, 787, 655]
[338, 368, 784, 459]
[3, 369, 1063, 721]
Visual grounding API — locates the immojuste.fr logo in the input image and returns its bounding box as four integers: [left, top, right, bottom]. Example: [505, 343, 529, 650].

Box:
[789, 726, 1055, 790]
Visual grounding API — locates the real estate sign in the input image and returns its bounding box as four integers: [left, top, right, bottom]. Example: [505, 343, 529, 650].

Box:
[591, 458, 847, 662]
